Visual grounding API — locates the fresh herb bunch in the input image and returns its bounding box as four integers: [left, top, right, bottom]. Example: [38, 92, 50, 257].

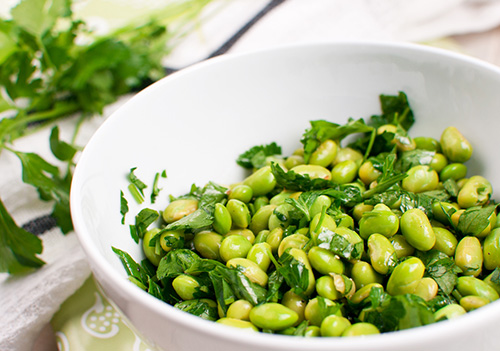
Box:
[0, 0, 213, 274]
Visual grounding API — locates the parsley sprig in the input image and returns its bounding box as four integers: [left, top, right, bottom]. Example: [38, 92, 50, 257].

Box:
[0, 0, 213, 274]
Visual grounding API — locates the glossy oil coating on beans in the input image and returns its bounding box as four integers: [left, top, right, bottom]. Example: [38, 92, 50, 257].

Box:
[121, 93, 499, 338]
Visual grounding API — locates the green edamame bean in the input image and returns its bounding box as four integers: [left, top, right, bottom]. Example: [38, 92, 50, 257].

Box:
[142, 228, 164, 266]
[331, 160, 359, 184]
[484, 228, 500, 270]
[434, 304, 466, 321]
[333, 147, 363, 166]
[483, 272, 500, 295]
[440, 126, 473, 163]
[172, 274, 209, 300]
[213, 203, 232, 235]
[413, 277, 438, 301]
[193, 231, 222, 260]
[254, 230, 270, 244]
[308, 246, 345, 275]
[226, 258, 268, 287]
[310, 213, 337, 245]
[309, 195, 332, 218]
[316, 276, 342, 301]
[243, 165, 277, 196]
[269, 203, 295, 230]
[309, 139, 338, 167]
[440, 163, 467, 181]
[291, 164, 332, 180]
[225, 228, 255, 244]
[163, 199, 198, 223]
[284, 155, 305, 169]
[278, 233, 309, 257]
[455, 236, 483, 277]
[304, 326, 321, 337]
[460, 295, 490, 311]
[359, 204, 399, 239]
[387, 257, 425, 296]
[226, 299, 253, 320]
[429, 153, 448, 173]
[432, 227, 458, 257]
[341, 323, 380, 337]
[352, 203, 374, 222]
[432, 201, 459, 225]
[216, 318, 258, 331]
[456, 276, 499, 302]
[249, 303, 299, 331]
[270, 190, 294, 205]
[457, 176, 493, 208]
[358, 161, 381, 185]
[402, 165, 439, 193]
[228, 184, 254, 203]
[220, 235, 252, 262]
[350, 283, 384, 304]
[390, 234, 415, 258]
[304, 297, 341, 327]
[249, 204, 276, 234]
[320, 315, 351, 337]
[400, 209, 436, 251]
[414, 136, 441, 152]
[335, 213, 355, 229]
[253, 196, 270, 212]
[246, 242, 272, 272]
[226, 199, 251, 228]
[160, 230, 184, 253]
[266, 227, 284, 254]
[350, 261, 383, 289]
[367, 233, 397, 275]
[282, 290, 307, 325]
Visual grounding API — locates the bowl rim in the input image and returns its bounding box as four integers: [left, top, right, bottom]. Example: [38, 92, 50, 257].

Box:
[70, 40, 500, 350]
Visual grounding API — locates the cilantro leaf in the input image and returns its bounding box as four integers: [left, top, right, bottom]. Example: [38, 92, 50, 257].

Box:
[371, 92, 415, 131]
[417, 250, 461, 295]
[236, 142, 282, 169]
[174, 299, 218, 321]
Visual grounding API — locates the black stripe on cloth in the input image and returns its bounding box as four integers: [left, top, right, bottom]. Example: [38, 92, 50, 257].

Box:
[22, 0, 287, 236]
[22, 214, 58, 236]
[164, 0, 287, 74]
[207, 0, 287, 58]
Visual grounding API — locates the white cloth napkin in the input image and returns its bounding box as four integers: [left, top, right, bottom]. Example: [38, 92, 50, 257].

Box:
[2, 0, 500, 350]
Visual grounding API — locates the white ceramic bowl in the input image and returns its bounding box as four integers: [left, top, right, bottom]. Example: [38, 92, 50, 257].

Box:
[71, 41, 500, 351]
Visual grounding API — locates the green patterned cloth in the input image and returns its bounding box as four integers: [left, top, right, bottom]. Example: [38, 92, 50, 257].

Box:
[51, 277, 155, 351]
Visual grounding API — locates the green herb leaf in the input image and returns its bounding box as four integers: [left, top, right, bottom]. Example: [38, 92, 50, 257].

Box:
[277, 250, 310, 296]
[131, 208, 159, 243]
[417, 250, 462, 295]
[112, 246, 150, 286]
[361, 287, 434, 332]
[49, 126, 77, 161]
[236, 142, 282, 169]
[301, 118, 373, 163]
[174, 299, 218, 321]
[457, 205, 498, 237]
[0, 197, 45, 273]
[11, 0, 71, 37]
[120, 191, 129, 224]
[128, 167, 147, 196]
[317, 229, 363, 260]
[156, 249, 201, 280]
[165, 208, 213, 231]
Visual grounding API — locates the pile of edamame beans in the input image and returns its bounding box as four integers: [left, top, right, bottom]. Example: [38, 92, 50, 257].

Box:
[139, 117, 499, 337]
